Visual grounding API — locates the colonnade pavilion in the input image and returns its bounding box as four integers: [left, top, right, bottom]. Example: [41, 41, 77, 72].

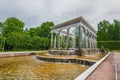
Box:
[50, 16, 97, 55]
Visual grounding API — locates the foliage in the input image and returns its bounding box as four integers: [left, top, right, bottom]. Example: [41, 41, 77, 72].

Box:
[3, 17, 24, 37]
[29, 21, 54, 38]
[97, 41, 120, 50]
[0, 22, 3, 33]
[0, 17, 54, 51]
[97, 20, 120, 41]
[97, 20, 120, 50]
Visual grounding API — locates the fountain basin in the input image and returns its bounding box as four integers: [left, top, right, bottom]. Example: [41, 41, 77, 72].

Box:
[36, 56, 96, 66]
[0, 56, 89, 80]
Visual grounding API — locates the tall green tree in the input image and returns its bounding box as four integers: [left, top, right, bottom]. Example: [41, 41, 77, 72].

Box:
[29, 21, 54, 50]
[0, 17, 54, 51]
[0, 22, 3, 33]
[97, 20, 120, 41]
[1, 17, 24, 50]
[40, 21, 54, 38]
[29, 21, 54, 38]
[3, 17, 24, 37]
[112, 20, 120, 40]
[97, 20, 111, 41]
[0, 22, 4, 50]
[97, 19, 120, 50]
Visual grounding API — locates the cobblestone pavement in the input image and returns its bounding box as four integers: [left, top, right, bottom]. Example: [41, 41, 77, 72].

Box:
[86, 53, 115, 80]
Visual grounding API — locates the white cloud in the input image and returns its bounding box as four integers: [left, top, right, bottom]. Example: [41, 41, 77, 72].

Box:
[0, 0, 120, 30]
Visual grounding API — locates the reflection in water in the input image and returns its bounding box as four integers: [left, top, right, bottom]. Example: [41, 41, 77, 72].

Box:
[0, 56, 89, 80]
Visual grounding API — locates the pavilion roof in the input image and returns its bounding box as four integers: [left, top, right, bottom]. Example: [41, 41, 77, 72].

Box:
[52, 16, 96, 34]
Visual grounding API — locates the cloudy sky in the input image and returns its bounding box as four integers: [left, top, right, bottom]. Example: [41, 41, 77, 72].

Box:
[0, 0, 120, 30]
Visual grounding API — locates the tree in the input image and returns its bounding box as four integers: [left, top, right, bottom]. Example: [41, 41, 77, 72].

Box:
[112, 20, 120, 40]
[16, 34, 32, 50]
[1, 17, 25, 50]
[97, 19, 120, 50]
[97, 20, 111, 41]
[0, 22, 3, 33]
[97, 20, 120, 41]
[29, 21, 54, 50]
[0, 17, 54, 51]
[29, 27, 39, 37]
[29, 21, 54, 38]
[6, 32, 22, 50]
[3, 17, 24, 37]
[40, 21, 54, 38]
[0, 22, 4, 50]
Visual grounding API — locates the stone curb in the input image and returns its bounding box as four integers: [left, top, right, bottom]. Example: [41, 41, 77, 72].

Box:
[75, 52, 110, 80]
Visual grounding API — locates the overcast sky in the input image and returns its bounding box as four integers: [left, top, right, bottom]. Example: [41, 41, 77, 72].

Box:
[0, 0, 120, 30]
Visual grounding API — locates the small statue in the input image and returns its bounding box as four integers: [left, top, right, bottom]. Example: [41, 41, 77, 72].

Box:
[100, 46, 105, 53]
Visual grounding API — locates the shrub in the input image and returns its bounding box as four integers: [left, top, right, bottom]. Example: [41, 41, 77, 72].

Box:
[97, 41, 120, 50]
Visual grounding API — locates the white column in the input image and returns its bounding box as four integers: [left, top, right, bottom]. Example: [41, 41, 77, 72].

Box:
[91, 34, 94, 51]
[94, 36, 96, 50]
[51, 32, 53, 48]
[62, 35, 65, 48]
[85, 29, 87, 48]
[54, 36, 56, 48]
[94, 36, 96, 51]
[66, 28, 70, 49]
[84, 29, 87, 48]
[88, 32, 90, 48]
[60, 35, 62, 48]
[86, 30, 88, 49]
[89, 33, 92, 50]
[57, 31, 60, 49]
[84, 29, 86, 48]
[79, 26, 82, 48]
[73, 37, 76, 48]
[91, 34, 93, 50]
[95, 36, 97, 49]
[88, 32, 90, 52]
[93, 35, 95, 51]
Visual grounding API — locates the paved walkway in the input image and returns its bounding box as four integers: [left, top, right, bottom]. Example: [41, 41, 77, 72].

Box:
[86, 53, 115, 80]
[113, 52, 120, 80]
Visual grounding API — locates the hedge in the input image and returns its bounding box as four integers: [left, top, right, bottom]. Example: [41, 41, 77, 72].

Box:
[97, 41, 120, 50]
